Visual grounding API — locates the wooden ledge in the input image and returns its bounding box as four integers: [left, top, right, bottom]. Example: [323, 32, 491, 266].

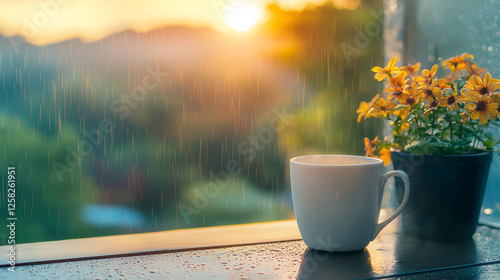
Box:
[0, 220, 301, 266]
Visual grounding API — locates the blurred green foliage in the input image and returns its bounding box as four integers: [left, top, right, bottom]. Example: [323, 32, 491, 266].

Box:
[0, 1, 382, 244]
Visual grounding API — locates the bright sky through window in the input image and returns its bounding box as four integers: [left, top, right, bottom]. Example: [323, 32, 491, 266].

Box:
[0, 0, 360, 45]
[224, 1, 264, 32]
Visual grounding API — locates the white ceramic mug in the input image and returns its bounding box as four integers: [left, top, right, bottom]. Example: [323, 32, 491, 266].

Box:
[290, 155, 410, 252]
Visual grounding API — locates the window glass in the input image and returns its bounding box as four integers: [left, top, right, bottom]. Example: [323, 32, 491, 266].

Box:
[0, 0, 382, 244]
[385, 0, 500, 227]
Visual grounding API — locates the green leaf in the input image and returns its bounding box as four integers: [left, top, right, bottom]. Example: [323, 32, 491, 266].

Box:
[411, 127, 429, 137]
[456, 138, 472, 146]
[484, 140, 494, 149]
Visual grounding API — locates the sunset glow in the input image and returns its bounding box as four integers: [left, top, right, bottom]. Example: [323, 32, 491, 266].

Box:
[224, 1, 264, 32]
[0, 0, 360, 45]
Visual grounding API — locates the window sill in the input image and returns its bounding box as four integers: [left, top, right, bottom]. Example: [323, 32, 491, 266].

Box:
[0, 220, 301, 266]
[1, 220, 500, 279]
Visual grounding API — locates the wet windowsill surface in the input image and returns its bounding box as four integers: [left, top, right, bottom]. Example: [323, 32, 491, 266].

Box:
[1, 219, 500, 279]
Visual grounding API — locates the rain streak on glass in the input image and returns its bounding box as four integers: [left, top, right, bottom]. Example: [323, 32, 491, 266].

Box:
[0, 0, 382, 244]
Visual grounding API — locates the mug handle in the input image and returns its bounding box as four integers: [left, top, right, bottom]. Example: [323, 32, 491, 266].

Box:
[372, 170, 410, 240]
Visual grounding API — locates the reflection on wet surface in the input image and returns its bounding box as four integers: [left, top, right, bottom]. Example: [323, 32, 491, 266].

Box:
[297, 248, 373, 279]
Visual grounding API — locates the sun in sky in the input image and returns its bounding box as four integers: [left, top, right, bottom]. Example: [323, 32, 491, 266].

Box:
[0, 0, 360, 44]
[224, 1, 264, 32]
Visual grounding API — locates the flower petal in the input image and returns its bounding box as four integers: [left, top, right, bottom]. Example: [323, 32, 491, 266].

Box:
[469, 93, 480, 103]
[487, 107, 499, 117]
[370, 94, 381, 103]
[470, 110, 480, 120]
[479, 112, 488, 124]
[388, 57, 397, 68]
[473, 75, 483, 87]
[431, 64, 438, 75]
[484, 72, 491, 86]
[467, 103, 477, 111]
[379, 148, 391, 166]
[463, 53, 474, 59]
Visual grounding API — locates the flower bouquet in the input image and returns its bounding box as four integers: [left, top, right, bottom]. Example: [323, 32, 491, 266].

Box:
[358, 53, 500, 162]
[357, 54, 499, 241]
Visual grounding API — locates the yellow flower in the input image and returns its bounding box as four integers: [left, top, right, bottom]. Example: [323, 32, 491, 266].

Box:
[466, 94, 499, 124]
[423, 99, 441, 116]
[463, 73, 500, 97]
[364, 137, 378, 157]
[364, 137, 390, 165]
[465, 61, 486, 78]
[417, 79, 442, 102]
[416, 64, 438, 85]
[443, 53, 474, 73]
[356, 94, 380, 122]
[393, 107, 409, 121]
[494, 93, 500, 105]
[385, 72, 408, 102]
[379, 147, 391, 166]
[401, 123, 411, 131]
[371, 57, 400, 81]
[369, 97, 397, 117]
[401, 63, 421, 76]
[402, 95, 418, 107]
[436, 78, 451, 90]
[437, 91, 466, 111]
[400, 86, 422, 107]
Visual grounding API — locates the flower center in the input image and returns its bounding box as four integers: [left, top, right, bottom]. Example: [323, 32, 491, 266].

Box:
[425, 89, 433, 97]
[476, 101, 487, 111]
[447, 96, 455, 105]
[480, 87, 488, 95]
[429, 100, 438, 108]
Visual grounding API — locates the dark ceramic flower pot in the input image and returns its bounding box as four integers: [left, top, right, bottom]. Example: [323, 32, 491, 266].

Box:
[392, 151, 493, 241]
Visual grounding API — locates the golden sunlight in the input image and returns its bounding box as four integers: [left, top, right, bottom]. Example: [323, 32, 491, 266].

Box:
[224, 1, 263, 32]
[0, 0, 360, 44]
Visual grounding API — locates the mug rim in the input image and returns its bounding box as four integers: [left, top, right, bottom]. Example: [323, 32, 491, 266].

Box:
[290, 154, 383, 167]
